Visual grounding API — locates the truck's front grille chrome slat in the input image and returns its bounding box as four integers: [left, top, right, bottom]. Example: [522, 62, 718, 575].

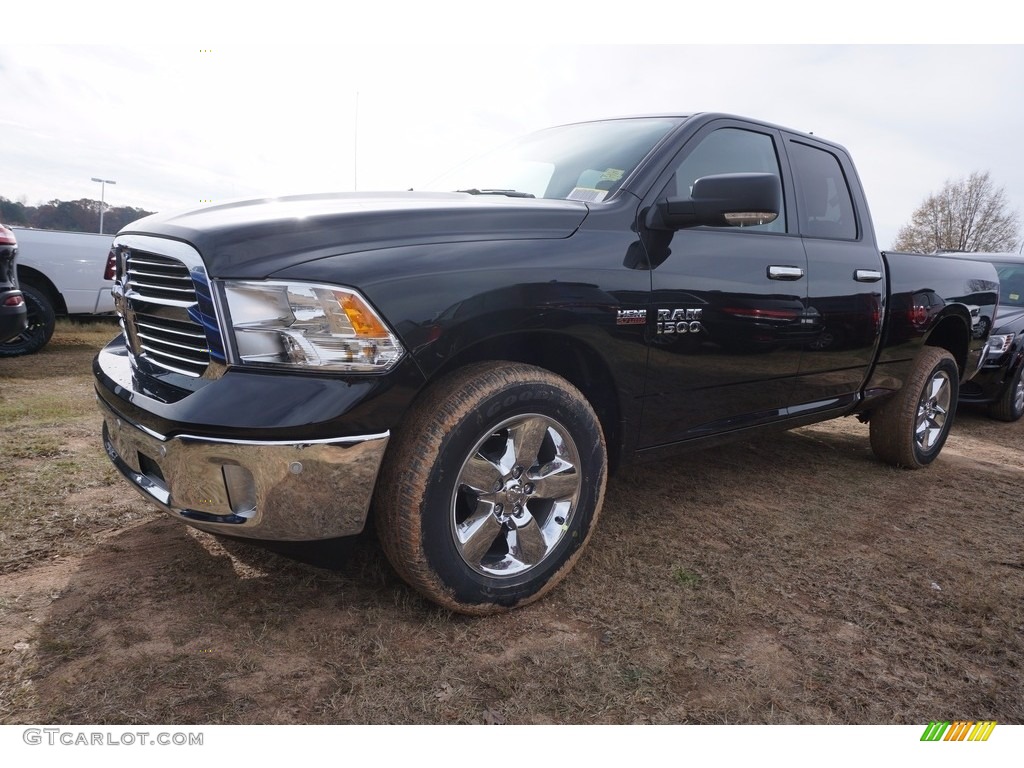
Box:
[134, 321, 207, 343]
[137, 332, 210, 357]
[128, 266, 194, 280]
[138, 342, 209, 366]
[128, 279, 196, 295]
[114, 242, 221, 378]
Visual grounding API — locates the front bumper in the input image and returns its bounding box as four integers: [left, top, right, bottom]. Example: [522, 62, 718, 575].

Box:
[99, 395, 388, 540]
[959, 353, 1023, 405]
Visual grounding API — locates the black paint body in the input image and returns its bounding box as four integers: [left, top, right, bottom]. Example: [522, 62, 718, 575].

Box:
[94, 113, 999, 477]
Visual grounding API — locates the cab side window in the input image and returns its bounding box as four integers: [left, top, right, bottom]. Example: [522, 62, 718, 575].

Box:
[789, 141, 858, 240]
[668, 127, 786, 233]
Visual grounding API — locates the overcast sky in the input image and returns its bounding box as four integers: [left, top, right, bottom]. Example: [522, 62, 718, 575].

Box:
[3, 11, 1022, 250]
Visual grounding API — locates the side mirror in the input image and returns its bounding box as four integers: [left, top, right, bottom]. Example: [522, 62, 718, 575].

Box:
[648, 172, 781, 230]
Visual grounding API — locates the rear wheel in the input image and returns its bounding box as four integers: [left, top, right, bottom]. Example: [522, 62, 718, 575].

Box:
[989, 363, 1024, 422]
[869, 347, 959, 468]
[375, 362, 607, 614]
[0, 283, 55, 357]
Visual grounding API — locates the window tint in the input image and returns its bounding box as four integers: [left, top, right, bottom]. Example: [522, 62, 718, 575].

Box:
[995, 263, 1024, 307]
[789, 141, 857, 240]
[669, 127, 785, 233]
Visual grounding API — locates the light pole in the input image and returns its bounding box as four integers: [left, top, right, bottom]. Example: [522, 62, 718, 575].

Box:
[91, 177, 117, 234]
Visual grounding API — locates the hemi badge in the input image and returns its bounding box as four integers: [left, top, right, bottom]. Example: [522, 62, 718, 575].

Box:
[616, 309, 647, 326]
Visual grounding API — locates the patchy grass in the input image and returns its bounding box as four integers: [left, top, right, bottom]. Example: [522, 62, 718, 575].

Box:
[673, 567, 703, 589]
[0, 323, 1022, 725]
[0, 321, 139, 574]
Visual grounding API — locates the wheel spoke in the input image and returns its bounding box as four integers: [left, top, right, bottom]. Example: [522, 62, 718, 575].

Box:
[509, 417, 550, 470]
[510, 513, 548, 566]
[530, 461, 580, 501]
[459, 455, 502, 492]
[921, 426, 938, 449]
[915, 416, 941, 449]
[493, 433, 519, 476]
[456, 500, 504, 564]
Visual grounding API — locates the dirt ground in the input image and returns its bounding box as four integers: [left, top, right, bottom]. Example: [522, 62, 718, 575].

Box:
[1, 323, 1021, 724]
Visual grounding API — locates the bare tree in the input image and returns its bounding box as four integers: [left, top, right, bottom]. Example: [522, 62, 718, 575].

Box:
[893, 171, 1021, 253]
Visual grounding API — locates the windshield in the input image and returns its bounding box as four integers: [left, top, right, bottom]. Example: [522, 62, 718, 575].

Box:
[424, 117, 682, 202]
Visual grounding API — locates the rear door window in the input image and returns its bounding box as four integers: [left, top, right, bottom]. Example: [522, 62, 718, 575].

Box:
[788, 141, 858, 240]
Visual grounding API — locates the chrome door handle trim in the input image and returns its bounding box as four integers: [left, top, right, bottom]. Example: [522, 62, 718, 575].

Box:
[854, 269, 883, 282]
[768, 265, 805, 281]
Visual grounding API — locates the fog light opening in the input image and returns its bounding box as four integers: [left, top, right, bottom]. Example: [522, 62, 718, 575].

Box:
[138, 452, 166, 488]
[222, 464, 257, 516]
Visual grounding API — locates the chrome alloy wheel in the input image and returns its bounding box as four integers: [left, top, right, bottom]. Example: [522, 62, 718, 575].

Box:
[915, 368, 953, 452]
[1013, 372, 1024, 416]
[451, 414, 582, 577]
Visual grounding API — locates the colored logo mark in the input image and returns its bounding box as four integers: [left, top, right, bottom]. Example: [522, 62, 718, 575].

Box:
[920, 720, 997, 742]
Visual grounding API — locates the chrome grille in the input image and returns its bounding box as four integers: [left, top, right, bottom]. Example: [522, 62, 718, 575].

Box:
[131, 310, 210, 374]
[116, 242, 216, 378]
[125, 253, 196, 302]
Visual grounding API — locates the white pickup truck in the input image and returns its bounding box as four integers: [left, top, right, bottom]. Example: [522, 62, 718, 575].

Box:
[1, 227, 115, 356]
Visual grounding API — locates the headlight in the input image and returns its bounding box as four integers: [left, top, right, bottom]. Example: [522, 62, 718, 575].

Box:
[986, 333, 1015, 358]
[222, 281, 404, 372]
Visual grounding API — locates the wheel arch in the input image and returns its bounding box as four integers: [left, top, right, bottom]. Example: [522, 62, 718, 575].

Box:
[418, 331, 626, 474]
[16, 266, 67, 316]
[923, 311, 972, 377]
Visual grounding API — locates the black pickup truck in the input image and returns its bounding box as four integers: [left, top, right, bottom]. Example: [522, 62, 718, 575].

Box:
[94, 113, 999, 613]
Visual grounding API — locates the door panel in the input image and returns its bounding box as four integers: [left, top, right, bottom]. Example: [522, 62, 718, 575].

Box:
[787, 139, 884, 407]
[637, 123, 811, 447]
[641, 228, 809, 445]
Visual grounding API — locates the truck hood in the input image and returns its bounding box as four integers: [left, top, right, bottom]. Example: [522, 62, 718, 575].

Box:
[120, 191, 589, 278]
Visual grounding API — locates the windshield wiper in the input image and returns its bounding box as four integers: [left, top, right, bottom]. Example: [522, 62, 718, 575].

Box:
[455, 188, 536, 198]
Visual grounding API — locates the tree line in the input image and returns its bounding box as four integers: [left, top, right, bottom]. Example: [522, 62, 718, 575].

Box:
[892, 171, 1021, 254]
[0, 196, 155, 234]
[4, 173, 1020, 253]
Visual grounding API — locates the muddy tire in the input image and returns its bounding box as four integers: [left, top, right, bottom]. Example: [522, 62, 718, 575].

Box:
[869, 346, 959, 468]
[0, 283, 55, 357]
[989, 363, 1024, 422]
[374, 362, 607, 614]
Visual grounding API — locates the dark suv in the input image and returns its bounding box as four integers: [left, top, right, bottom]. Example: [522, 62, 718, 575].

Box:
[0, 223, 28, 344]
[943, 252, 1024, 421]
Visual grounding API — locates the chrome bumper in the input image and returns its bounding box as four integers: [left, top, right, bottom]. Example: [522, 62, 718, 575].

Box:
[99, 397, 388, 540]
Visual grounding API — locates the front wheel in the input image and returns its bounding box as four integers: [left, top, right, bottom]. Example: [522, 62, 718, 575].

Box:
[374, 362, 607, 614]
[869, 346, 959, 468]
[990, 363, 1024, 422]
[0, 283, 56, 357]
